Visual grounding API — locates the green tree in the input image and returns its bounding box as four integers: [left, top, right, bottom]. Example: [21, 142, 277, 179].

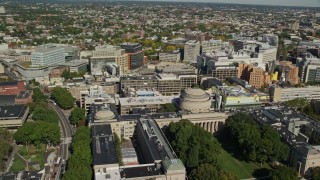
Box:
[50, 87, 75, 110]
[190, 164, 236, 180]
[14, 122, 61, 146]
[269, 166, 298, 180]
[225, 113, 289, 164]
[113, 133, 123, 166]
[69, 107, 86, 126]
[32, 103, 59, 124]
[157, 103, 177, 113]
[63, 127, 92, 180]
[306, 167, 320, 180]
[32, 88, 48, 102]
[165, 120, 220, 169]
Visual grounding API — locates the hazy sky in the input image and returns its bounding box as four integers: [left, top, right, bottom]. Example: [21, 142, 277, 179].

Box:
[149, 0, 320, 7]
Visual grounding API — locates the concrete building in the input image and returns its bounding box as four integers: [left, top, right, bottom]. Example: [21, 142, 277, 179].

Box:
[0, 105, 29, 128]
[201, 39, 229, 53]
[90, 45, 129, 74]
[238, 63, 271, 89]
[119, 96, 177, 115]
[16, 63, 51, 80]
[120, 74, 197, 96]
[159, 51, 180, 62]
[155, 63, 197, 75]
[65, 60, 88, 73]
[120, 43, 144, 70]
[211, 65, 238, 80]
[184, 40, 200, 64]
[31, 44, 65, 66]
[278, 61, 299, 85]
[80, 85, 116, 113]
[270, 86, 320, 102]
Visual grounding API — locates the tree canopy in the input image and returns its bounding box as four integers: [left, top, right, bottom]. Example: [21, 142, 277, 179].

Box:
[189, 164, 237, 180]
[0, 129, 13, 171]
[32, 102, 59, 124]
[63, 127, 92, 180]
[32, 88, 48, 102]
[69, 107, 86, 126]
[14, 122, 60, 146]
[165, 120, 220, 168]
[157, 103, 177, 113]
[269, 165, 298, 180]
[50, 87, 75, 110]
[306, 167, 320, 180]
[225, 113, 289, 164]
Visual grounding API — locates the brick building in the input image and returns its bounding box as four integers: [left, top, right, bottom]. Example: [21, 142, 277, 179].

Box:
[0, 81, 24, 95]
[238, 63, 271, 89]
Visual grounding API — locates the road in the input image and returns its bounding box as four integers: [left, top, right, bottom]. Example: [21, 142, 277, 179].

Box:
[48, 101, 73, 180]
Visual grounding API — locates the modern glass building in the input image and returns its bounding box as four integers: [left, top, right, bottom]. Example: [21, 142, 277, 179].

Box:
[31, 44, 65, 66]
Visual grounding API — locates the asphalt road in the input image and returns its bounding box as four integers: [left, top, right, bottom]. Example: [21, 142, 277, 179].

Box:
[48, 101, 73, 180]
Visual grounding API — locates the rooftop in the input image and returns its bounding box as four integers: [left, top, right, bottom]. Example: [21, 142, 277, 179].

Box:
[120, 164, 164, 179]
[119, 96, 177, 106]
[91, 124, 118, 165]
[0, 105, 28, 120]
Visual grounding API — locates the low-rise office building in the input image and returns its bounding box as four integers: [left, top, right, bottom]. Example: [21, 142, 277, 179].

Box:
[270, 86, 320, 102]
[0, 81, 24, 95]
[0, 105, 29, 128]
[159, 51, 180, 62]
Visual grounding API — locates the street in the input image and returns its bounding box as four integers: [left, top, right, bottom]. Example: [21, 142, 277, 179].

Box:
[48, 101, 73, 180]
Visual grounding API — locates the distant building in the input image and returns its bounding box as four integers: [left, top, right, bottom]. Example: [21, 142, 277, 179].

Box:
[119, 96, 177, 115]
[31, 44, 65, 66]
[238, 63, 271, 89]
[159, 51, 180, 62]
[16, 63, 51, 80]
[120, 43, 144, 70]
[65, 60, 88, 73]
[0, 105, 29, 128]
[0, 81, 24, 95]
[270, 86, 320, 102]
[184, 40, 200, 64]
[90, 45, 129, 74]
[278, 61, 299, 85]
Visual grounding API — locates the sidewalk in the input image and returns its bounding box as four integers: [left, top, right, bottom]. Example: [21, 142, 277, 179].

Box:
[4, 143, 18, 173]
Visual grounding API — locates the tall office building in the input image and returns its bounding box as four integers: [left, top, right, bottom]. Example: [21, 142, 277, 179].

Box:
[184, 40, 200, 64]
[90, 45, 129, 74]
[120, 43, 144, 70]
[31, 44, 65, 66]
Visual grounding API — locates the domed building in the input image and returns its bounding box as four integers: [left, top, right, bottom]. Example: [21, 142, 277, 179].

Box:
[180, 88, 211, 113]
[95, 108, 116, 123]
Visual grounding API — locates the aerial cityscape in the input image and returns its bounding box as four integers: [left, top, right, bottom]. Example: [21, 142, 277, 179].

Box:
[0, 0, 319, 179]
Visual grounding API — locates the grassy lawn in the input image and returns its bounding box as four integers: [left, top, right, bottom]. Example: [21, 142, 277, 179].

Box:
[10, 144, 47, 172]
[10, 154, 26, 172]
[218, 148, 270, 179]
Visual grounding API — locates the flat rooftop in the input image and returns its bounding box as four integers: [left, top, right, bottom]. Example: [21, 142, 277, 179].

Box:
[120, 75, 157, 81]
[91, 124, 118, 165]
[0, 95, 15, 106]
[119, 96, 176, 106]
[120, 164, 164, 179]
[0, 105, 28, 120]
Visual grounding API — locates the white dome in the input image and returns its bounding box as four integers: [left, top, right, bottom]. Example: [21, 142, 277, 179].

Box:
[180, 88, 211, 113]
[95, 109, 115, 120]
